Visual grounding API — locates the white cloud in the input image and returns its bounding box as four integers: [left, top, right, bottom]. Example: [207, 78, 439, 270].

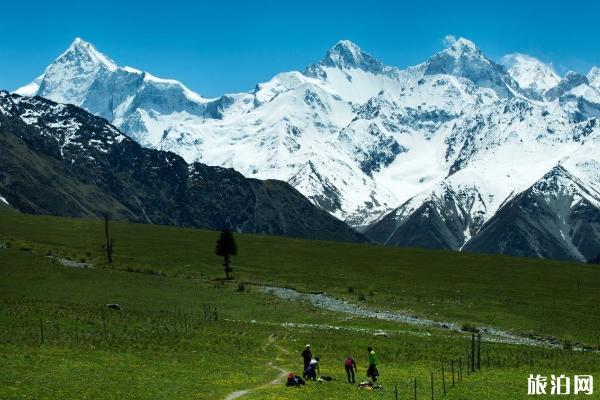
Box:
[443, 34, 457, 47]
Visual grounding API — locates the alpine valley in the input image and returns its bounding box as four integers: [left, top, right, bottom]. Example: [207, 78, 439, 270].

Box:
[12, 37, 600, 261]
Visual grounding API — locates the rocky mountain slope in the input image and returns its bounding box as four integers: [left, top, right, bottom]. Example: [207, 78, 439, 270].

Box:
[16, 37, 600, 260]
[0, 91, 365, 242]
[464, 133, 600, 260]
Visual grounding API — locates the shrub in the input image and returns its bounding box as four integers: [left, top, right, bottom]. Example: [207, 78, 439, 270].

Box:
[14, 240, 32, 251]
[461, 322, 479, 333]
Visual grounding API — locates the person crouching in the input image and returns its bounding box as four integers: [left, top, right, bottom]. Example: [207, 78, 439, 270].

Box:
[303, 357, 320, 381]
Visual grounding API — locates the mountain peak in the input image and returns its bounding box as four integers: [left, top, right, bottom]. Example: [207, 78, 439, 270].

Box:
[543, 71, 590, 101]
[60, 37, 118, 72]
[314, 39, 386, 73]
[14, 37, 120, 105]
[330, 40, 363, 56]
[71, 37, 86, 46]
[564, 70, 586, 79]
[562, 70, 589, 88]
[428, 37, 487, 67]
[588, 66, 600, 88]
[449, 37, 479, 53]
[500, 53, 560, 93]
[424, 37, 517, 96]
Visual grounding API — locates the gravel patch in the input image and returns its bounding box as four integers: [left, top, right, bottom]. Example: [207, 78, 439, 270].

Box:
[262, 286, 564, 349]
[226, 318, 433, 338]
[48, 256, 94, 269]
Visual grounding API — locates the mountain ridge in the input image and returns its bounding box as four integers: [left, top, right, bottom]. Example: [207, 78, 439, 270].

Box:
[15, 37, 600, 261]
[0, 91, 366, 242]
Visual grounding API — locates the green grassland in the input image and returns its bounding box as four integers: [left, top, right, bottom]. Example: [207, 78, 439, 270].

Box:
[1, 212, 599, 399]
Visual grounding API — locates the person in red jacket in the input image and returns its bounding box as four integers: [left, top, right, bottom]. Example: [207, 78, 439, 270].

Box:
[344, 357, 357, 383]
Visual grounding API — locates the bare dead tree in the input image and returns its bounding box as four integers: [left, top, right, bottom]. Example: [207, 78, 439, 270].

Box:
[104, 213, 114, 263]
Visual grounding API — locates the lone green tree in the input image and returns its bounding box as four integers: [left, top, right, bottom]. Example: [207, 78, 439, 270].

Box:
[215, 229, 237, 280]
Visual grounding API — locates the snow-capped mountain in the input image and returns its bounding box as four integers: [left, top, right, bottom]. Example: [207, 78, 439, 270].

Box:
[464, 130, 600, 261]
[589, 67, 600, 89]
[0, 91, 365, 242]
[16, 37, 600, 260]
[15, 38, 212, 145]
[500, 53, 560, 98]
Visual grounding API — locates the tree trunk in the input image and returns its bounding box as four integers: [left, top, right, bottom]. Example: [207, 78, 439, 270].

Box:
[104, 214, 112, 263]
[224, 254, 230, 279]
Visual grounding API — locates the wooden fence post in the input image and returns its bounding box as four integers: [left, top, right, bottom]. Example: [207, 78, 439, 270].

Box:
[477, 333, 481, 370]
[459, 357, 462, 382]
[101, 309, 107, 341]
[467, 355, 470, 376]
[39, 318, 44, 344]
[430, 372, 434, 400]
[451, 360, 455, 386]
[442, 365, 446, 395]
[414, 377, 417, 400]
[471, 334, 475, 372]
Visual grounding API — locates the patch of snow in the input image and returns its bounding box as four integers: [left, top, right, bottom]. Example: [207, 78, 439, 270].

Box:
[14, 75, 43, 96]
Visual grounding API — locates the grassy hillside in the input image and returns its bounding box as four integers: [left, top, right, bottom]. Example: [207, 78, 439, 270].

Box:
[1, 212, 598, 344]
[1, 212, 599, 399]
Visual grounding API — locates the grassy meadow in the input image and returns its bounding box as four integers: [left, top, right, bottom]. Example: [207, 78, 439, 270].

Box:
[1, 212, 599, 399]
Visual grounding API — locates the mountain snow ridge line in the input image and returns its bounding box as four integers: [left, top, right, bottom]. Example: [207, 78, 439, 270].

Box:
[14, 37, 600, 261]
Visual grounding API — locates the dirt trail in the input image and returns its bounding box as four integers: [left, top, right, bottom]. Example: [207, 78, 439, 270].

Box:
[224, 335, 290, 400]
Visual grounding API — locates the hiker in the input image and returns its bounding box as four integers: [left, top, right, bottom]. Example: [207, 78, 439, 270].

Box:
[303, 357, 320, 381]
[367, 347, 379, 382]
[344, 357, 357, 383]
[301, 344, 312, 370]
[286, 372, 305, 387]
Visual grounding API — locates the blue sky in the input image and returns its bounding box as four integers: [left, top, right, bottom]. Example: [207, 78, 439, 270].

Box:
[2, 0, 600, 97]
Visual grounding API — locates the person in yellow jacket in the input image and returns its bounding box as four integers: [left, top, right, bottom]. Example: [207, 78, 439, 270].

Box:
[367, 346, 379, 382]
